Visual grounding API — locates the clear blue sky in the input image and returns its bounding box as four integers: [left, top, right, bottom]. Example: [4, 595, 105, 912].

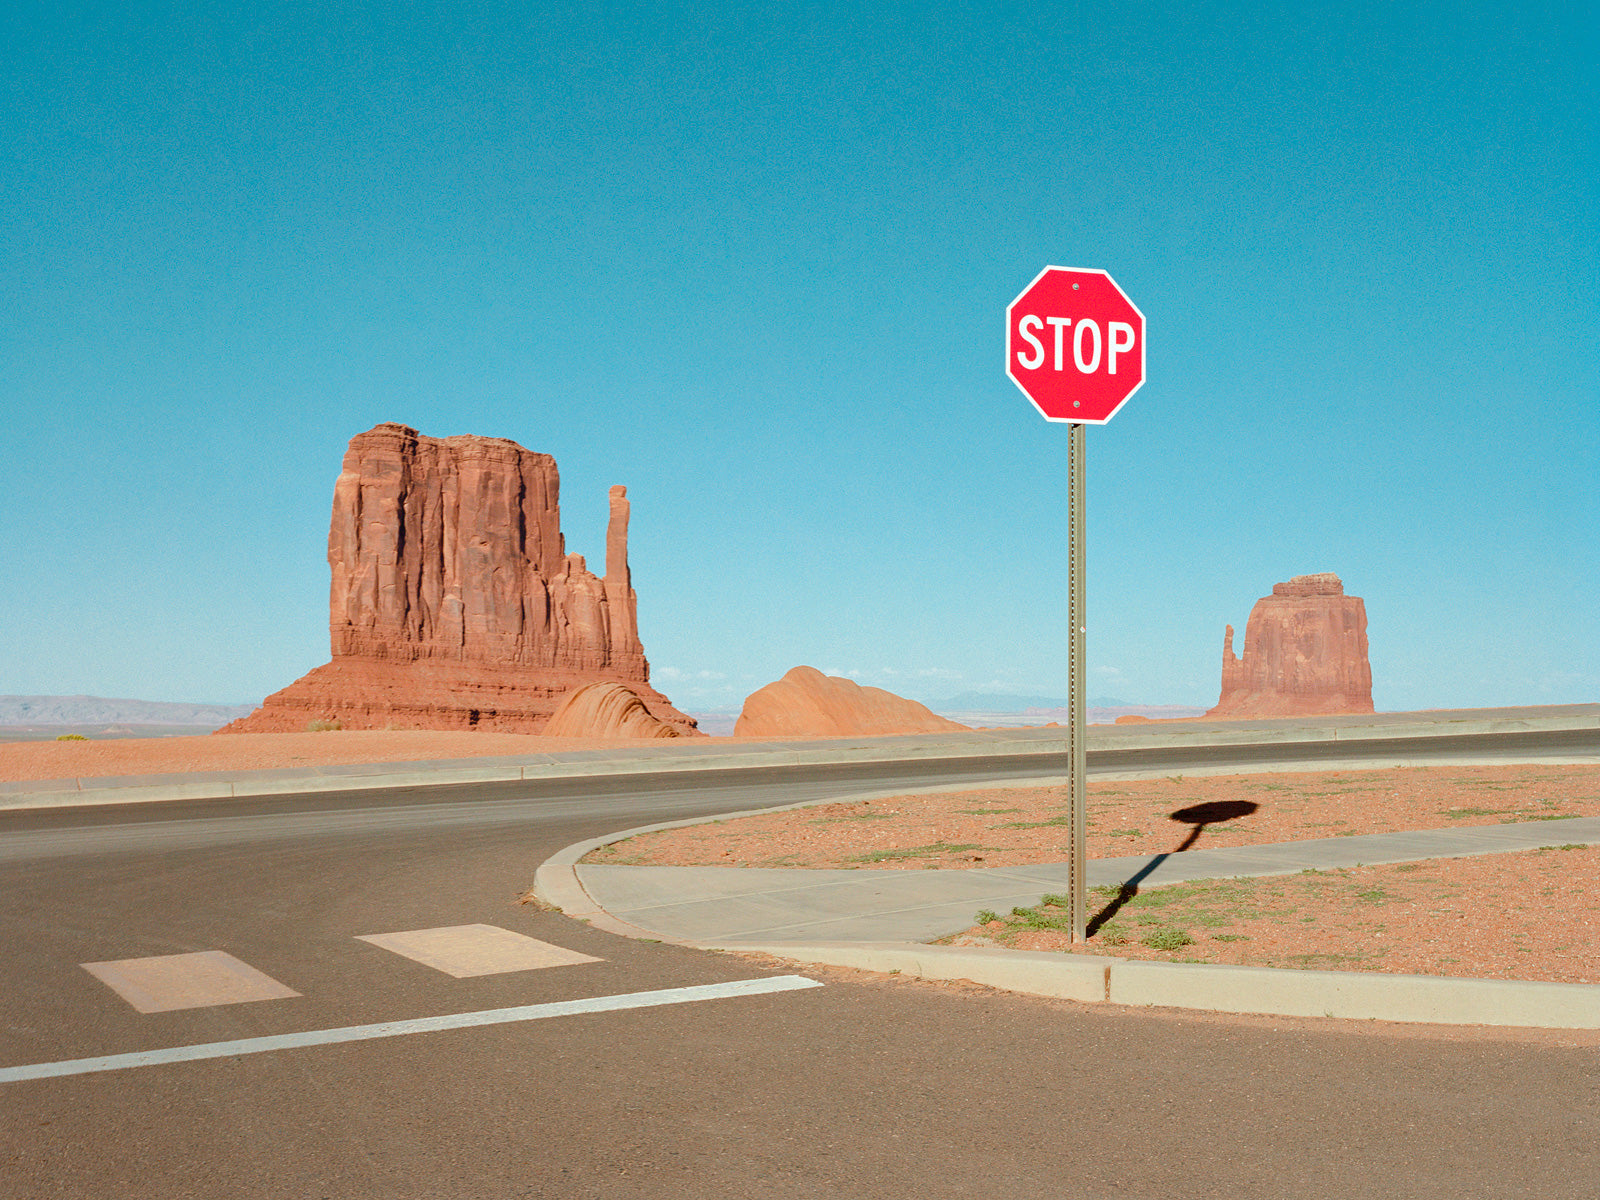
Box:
[3, 1, 1595, 714]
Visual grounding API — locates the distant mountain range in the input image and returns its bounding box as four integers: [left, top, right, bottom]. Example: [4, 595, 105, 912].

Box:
[935, 692, 1132, 711]
[684, 691, 1208, 734]
[0, 696, 256, 727]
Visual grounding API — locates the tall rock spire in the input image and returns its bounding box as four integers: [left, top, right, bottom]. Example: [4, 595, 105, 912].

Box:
[603, 484, 645, 673]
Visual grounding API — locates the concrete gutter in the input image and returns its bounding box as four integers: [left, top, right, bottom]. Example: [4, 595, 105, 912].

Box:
[692, 941, 1600, 1029]
[4, 705, 1596, 811]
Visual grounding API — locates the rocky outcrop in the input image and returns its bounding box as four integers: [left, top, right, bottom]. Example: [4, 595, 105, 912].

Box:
[542, 682, 686, 739]
[733, 666, 971, 738]
[1206, 573, 1374, 718]
[221, 423, 698, 735]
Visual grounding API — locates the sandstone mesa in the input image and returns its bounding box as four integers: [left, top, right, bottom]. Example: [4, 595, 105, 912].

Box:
[734, 666, 971, 738]
[222, 423, 699, 735]
[1206, 572, 1374, 719]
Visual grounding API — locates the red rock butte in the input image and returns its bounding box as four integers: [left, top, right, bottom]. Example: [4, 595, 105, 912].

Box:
[221, 423, 699, 735]
[1206, 572, 1374, 719]
[734, 666, 971, 738]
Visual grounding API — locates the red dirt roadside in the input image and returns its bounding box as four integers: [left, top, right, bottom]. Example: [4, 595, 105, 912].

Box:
[0, 730, 697, 782]
[588, 764, 1600, 868]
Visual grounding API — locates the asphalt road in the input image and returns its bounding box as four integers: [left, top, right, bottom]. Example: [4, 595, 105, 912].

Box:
[3, 733, 1597, 1197]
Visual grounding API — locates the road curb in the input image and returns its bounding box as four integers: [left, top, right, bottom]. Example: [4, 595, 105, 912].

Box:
[527, 777, 1069, 936]
[533, 795, 1600, 1031]
[691, 941, 1600, 1029]
[707, 941, 1118, 1004]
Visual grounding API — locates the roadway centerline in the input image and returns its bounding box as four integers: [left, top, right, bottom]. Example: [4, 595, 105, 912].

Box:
[0, 974, 822, 1084]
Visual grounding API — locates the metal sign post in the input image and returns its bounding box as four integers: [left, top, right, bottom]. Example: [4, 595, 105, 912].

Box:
[1005, 266, 1144, 946]
[1067, 421, 1087, 942]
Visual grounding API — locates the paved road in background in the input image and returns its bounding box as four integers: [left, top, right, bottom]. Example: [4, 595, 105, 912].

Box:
[3, 729, 1597, 1197]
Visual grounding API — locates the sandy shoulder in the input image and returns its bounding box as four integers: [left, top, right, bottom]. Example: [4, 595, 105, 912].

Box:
[0, 729, 753, 782]
[0, 724, 1030, 786]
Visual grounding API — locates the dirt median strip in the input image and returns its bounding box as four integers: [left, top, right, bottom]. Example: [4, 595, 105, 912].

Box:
[581, 763, 1600, 986]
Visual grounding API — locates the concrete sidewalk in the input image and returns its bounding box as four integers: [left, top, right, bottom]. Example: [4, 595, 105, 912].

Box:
[569, 817, 1600, 944]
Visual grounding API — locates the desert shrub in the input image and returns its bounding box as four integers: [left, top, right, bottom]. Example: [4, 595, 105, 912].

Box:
[55, 733, 89, 741]
[1140, 928, 1194, 951]
[307, 718, 344, 732]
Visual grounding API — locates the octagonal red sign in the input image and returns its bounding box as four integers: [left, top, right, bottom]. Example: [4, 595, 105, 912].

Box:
[1006, 266, 1145, 423]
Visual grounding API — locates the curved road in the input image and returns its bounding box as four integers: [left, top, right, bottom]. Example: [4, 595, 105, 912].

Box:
[6, 722, 1595, 861]
[2, 729, 1596, 1197]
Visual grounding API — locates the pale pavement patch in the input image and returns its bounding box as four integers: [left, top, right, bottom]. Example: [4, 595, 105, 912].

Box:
[81, 950, 301, 1013]
[356, 924, 602, 977]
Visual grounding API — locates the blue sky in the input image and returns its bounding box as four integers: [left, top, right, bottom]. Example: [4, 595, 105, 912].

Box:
[3, 1, 1595, 714]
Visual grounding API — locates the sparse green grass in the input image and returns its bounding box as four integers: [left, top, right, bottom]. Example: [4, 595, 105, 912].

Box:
[582, 841, 652, 865]
[1141, 928, 1194, 950]
[809, 811, 895, 822]
[845, 841, 983, 864]
[958, 807, 1022, 815]
[971, 863, 1494, 961]
[1280, 952, 1375, 967]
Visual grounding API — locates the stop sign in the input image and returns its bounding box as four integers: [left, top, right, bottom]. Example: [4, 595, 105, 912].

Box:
[1006, 266, 1145, 423]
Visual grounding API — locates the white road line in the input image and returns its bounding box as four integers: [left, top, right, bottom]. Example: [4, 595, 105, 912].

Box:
[0, 975, 821, 1084]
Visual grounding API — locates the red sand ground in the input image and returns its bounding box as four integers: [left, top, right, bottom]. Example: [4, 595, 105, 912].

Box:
[0, 727, 949, 784]
[935, 846, 1600, 984]
[590, 765, 1600, 868]
[0, 730, 691, 782]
